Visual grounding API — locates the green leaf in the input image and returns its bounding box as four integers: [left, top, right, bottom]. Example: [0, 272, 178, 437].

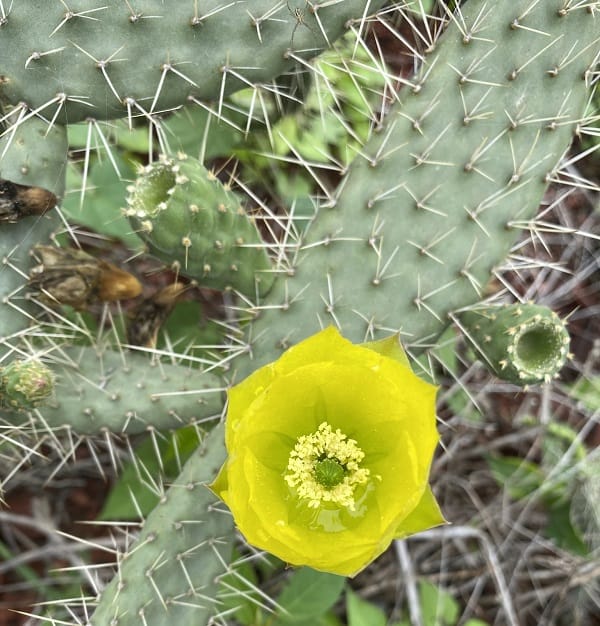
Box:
[272, 616, 340, 626]
[111, 121, 151, 153]
[161, 105, 243, 159]
[546, 501, 589, 557]
[568, 377, 600, 412]
[67, 119, 150, 153]
[486, 455, 545, 501]
[271, 568, 345, 624]
[218, 549, 264, 626]
[62, 153, 144, 250]
[542, 421, 587, 468]
[346, 589, 387, 626]
[66, 123, 93, 149]
[419, 582, 459, 626]
[99, 426, 201, 520]
[158, 303, 229, 366]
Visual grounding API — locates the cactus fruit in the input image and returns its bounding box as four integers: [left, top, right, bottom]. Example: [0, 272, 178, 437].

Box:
[0, 358, 55, 410]
[91, 421, 234, 626]
[125, 154, 275, 297]
[239, 0, 600, 371]
[0, 0, 387, 125]
[458, 303, 571, 385]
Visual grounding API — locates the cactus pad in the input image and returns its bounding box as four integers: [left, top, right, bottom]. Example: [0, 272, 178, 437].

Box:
[0, 0, 386, 124]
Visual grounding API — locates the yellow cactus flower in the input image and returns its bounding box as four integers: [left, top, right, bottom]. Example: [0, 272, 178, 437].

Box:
[212, 327, 445, 576]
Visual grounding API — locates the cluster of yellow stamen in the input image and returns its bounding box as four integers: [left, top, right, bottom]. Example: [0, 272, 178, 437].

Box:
[284, 422, 370, 510]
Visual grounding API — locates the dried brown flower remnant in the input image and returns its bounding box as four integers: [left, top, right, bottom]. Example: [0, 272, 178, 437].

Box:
[127, 282, 187, 348]
[29, 245, 142, 309]
[0, 178, 57, 222]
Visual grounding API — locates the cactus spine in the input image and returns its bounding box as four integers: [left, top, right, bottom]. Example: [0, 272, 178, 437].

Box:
[0, 116, 67, 362]
[1, 348, 226, 434]
[0, 1, 387, 124]
[90, 3, 599, 621]
[91, 422, 234, 626]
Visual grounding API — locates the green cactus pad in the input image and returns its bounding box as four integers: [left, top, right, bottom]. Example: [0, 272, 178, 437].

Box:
[91, 422, 234, 626]
[1, 347, 225, 434]
[126, 154, 275, 297]
[459, 303, 571, 385]
[0, 0, 386, 124]
[0, 116, 68, 361]
[238, 0, 600, 371]
[0, 358, 55, 410]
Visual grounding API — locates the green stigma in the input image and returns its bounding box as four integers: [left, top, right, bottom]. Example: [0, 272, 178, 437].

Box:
[314, 458, 346, 488]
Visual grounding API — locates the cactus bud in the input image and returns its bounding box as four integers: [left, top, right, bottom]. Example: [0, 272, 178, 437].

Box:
[1, 359, 55, 410]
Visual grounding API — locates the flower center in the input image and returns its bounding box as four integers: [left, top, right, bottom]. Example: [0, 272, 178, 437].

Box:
[314, 458, 345, 487]
[284, 422, 370, 510]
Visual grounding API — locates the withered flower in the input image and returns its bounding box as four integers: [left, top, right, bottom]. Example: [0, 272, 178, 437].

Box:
[0, 178, 57, 222]
[29, 245, 142, 310]
[127, 282, 187, 348]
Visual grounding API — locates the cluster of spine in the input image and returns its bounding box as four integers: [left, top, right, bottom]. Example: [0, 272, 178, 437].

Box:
[1, 347, 226, 435]
[0, 2, 598, 625]
[125, 154, 275, 298]
[0, 117, 67, 361]
[91, 423, 234, 626]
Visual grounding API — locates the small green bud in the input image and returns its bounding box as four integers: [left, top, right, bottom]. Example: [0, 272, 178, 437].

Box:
[1, 359, 55, 410]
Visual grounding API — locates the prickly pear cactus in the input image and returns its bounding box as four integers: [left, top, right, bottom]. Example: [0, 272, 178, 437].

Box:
[0, 1, 598, 625]
[0, 117, 67, 360]
[1, 347, 226, 434]
[240, 0, 600, 370]
[125, 154, 275, 297]
[90, 423, 234, 626]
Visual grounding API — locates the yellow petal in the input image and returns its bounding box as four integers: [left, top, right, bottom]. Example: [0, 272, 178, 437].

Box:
[362, 333, 411, 369]
[394, 484, 447, 539]
[271, 326, 382, 375]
